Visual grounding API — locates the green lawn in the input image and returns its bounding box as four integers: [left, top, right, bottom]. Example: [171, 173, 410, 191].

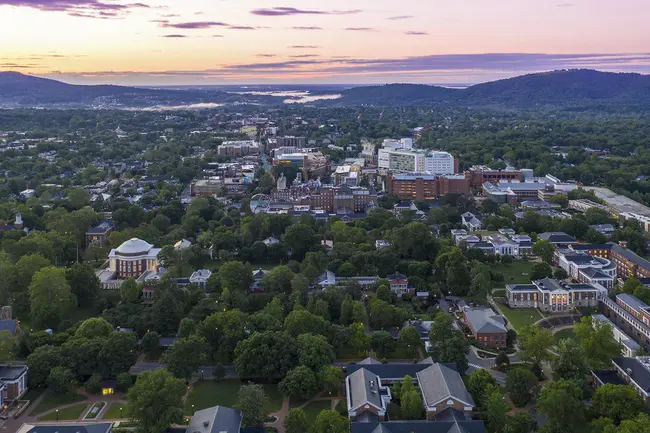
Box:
[30, 391, 88, 416]
[184, 381, 283, 415]
[37, 403, 88, 421]
[302, 400, 332, 425]
[22, 387, 45, 403]
[103, 403, 128, 419]
[496, 302, 543, 330]
[492, 261, 539, 287]
[492, 289, 506, 297]
[554, 328, 576, 344]
[84, 402, 106, 419]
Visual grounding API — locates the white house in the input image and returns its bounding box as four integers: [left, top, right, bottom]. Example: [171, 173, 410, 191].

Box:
[190, 269, 212, 291]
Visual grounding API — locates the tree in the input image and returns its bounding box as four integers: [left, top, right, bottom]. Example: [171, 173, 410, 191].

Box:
[67, 188, 91, 210]
[438, 335, 470, 373]
[261, 265, 295, 294]
[29, 266, 75, 329]
[553, 268, 568, 280]
[428, 312, 455, 344]
[551, 338, 589, 382]
[495, 351, 510, 369]
[297, 334, 335, 371]
[376, 285, 392, 303]
[85, 373, 102, 394]
[518, 325, 553, 367]
[282, 224, 317, 260]
[235, 384, 268, 427]
[468, 369, 497, 407]
[503, 412, 537, 433]
[401, 388, 423, 420]
[100, 331, 138, 377]
[162, 335, 207, 381]
[591, 384, 645, 424]
[27, 345, 63, 386]
[66, 263, 100, 307]
[152, 289, 183, 336]
[622, 277, 644, 295]
[142, 331, 160, 355]
[347, 322, 370, 356]
[371, 331, 397, 358]
[616, 413, 650, 433]
[532, 239, 555, 264]
[397, 325, 423, 357]
[537, 380, 587, 433]
[284, 309, 328, 337]
[214, 363, 226, 381]
[177, 317, 197, 338]
[120, 278, 141, 303]
[279, 366, 319, 401]
[320, 365, 344, 394]
[530, 263, 553, 280]
[550, 194, 569, 209]
[574, 316, 622, 369]
[218, 261, 254, 293]
[47, 366, 75, 394]
[117, 372, 132, 392]
[285, 408, 309, 433]
[0, 330, 15, 363]
[127, 369, 185, 433]
[506, 368, 538, 407]
[234, 331, 299, 379]
[310, 410, 350, 433]
[486, 385, 510, 433]
[76, 317, 113, 339]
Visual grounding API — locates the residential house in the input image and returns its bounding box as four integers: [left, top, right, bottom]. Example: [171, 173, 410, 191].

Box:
[250, 268, 269, 293]
[263, 237, 280, 246]
[506, 278, 606, 312]
[86, 221, 114, 246]
[174, 239, 192, 250]
[461, 212, 483, 231]
[375, 240, 392, 250]
[186, 405, 242, 433]
[386, 274, 411, 296]
[190, 269, 212, 291]
[393, 201, 417, 217]
[463, 307, 508, 348]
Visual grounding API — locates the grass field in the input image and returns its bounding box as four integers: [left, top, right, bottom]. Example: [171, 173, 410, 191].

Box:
[302, 400, 332, 425]
[492, 261, 539, 287]
[37, 403, 88, 421]
[553, 328, 576, 344]
[103, 403, 128, 419]
[30, 392, 87, 416]
[184, 381, 283, 415]
[492, 289, 506, 297]
[496, 302, 543, 330]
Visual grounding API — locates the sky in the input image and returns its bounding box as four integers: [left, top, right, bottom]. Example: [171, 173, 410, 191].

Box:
[0, 0, 649, 85]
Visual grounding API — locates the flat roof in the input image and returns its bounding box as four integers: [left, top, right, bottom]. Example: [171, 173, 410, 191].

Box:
[585, 187, 650, 217]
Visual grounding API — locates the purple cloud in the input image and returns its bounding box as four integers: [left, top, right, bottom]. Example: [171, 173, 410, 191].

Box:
[556, 3, 575, 6]
[291, 54, 319, 59]
[388, 15, 413, 20]
[212, 34, 224, 38]
[405, 31, 428, 35]
[162, 34, 187, 38]
[344, 27, 376, 31]
[156, 20, 229, 29]
[0, 0, 149, 18]
[291, 26, 323, 30]
[228, 25, 257, 30]
[256, 54, 277, 58]
[290, 45, 320, 49]
[250, 7, 361, 16]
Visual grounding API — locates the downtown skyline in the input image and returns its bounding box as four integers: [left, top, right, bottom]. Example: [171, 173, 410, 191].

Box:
[1, 0, 650, 85]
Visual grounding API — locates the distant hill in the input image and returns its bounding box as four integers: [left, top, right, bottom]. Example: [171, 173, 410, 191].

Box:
[330, 70, 650, 108]
[0, 72, 280, 107]
[2, 69, 650, 108]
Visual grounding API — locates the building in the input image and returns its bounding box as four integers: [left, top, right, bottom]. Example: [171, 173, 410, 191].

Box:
[190, 177, 251, 197]
[555, 249, 617, 288]
[463, 307, 507, 348]
[0, 318, 18, 337]
[387, 173, 470, 200]
[335, 165, 362, 186]
[270, 136, 307, 149]
[601, 293, 650, 352]
[0, 365, 28, 407]
[590, 224, 616, 236]
[86, 221, 115, 246]
[572, 243, 650, 280]
[483, 175, 577, 205]
[506, 278, 606, 312]
[621, 212, 650, 233]
[345, 358, 474, 422]
[186, 405, 242, 433]
[376, 240, 391, 250]
[387, 274, 411, 296]
[585, 187, 650, 219]
[351, 421, 486, 433]
[461, 212, 483, 231]
[592, 314, 639, 357]
[190, 269, 212, 291]
[538, 232, 578, 246]
[378, 148, 456, 175]
[98, 238, 164, 289]
[465, 166, 525, 189]
[569, 199, 609, 213]
[217, 140, 259, 157]
[16, 424, 112, 433]
[599, 357, 650, 400]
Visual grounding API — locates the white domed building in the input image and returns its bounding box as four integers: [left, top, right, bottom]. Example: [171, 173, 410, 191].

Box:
[98, 238, 164, 289]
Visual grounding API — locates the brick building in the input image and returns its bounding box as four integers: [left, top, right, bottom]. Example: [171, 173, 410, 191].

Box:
[465, 166, 524, 189]
[387, 173, 470, 200]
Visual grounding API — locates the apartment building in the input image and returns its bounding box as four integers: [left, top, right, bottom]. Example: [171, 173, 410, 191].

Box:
[506, 278, 606, 313]
[386, 173, 470, 200]
[217, 140, 259, 157]
[555, 249, 617, 288]
[570, 243, 650, 280]
[378, 143, 456, 175]
[465, 166, 525, 189]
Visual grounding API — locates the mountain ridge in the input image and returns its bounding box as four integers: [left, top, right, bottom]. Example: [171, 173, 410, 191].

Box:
[1, 69, 650, 108]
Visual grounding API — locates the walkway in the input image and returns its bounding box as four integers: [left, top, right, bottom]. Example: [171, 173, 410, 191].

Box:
[265, 391, 343, 433]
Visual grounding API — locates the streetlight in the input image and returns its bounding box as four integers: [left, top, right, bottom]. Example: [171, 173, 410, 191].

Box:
[201, 369, 204, 380]
[120, 407, 123, 419]
[56, 409, 59, 421]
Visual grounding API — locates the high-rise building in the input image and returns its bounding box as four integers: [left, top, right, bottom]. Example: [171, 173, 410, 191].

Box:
[387, 173, 470, 200]
[378, 148, 456, 175]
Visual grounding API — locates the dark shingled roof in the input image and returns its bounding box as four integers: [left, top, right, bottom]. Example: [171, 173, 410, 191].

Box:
[24, 424, 112, 433]
[612, 357, 650, 392]
[351, 420, 486, 433]
[0, 365, 27, 380]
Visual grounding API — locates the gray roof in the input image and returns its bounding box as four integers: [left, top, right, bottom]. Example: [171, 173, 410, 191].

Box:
[0, 365, 27, 380]
[538, 232, 577, 243]
[352, 421, 486, 433]
[348, 368, 384, 411]
[186, 405, 243, 433]
[25, 424, 112, 433]
[610, 243, 650, 273]
[416, 363, 475, 408]
[580, 268, 613, 280]
[464, 308, 507, 334]
[506, 284, 537, 292]
[612, 357, 650, 392]
[346, 360, 439, 380]
[359, 357, 382, 365]
[617, 293, 649, 313]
